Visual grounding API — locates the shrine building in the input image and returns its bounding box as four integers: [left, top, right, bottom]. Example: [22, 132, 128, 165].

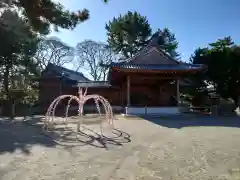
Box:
[39, 35, 205, 115]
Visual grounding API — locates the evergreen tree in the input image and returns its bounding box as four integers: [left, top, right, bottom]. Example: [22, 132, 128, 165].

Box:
[190, 37, 240, 106]
[106, 11, 179, 59]
[106, 11, 152, 58]
[1, 0, 108, 34]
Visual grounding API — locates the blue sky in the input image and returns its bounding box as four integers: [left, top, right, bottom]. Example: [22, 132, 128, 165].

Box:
[52, 0, 240, 61]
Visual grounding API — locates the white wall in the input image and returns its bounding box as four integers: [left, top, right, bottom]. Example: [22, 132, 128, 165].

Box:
[69, 105, 123, 112]
[126, 107, 180, 115]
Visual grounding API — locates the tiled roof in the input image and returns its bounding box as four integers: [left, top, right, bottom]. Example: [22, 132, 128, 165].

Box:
[119, 33, 180, 64]
[109, 63, 205, 71]
[47, 63, 90, 82]
[76, 81, 111, 88]
[45, 64, 112, 88]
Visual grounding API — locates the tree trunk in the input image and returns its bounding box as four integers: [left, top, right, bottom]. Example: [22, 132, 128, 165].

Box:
[103, 73, 106, 81]
[237, 96, 240, 108]
[3, 63, 10, 94]
[231, 94, 239, 107]
[11, 100, 15, 120]
[3, 63, 10, 117]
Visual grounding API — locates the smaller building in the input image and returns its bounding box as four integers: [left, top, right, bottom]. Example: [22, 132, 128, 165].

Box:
[39, 35, 205, 115]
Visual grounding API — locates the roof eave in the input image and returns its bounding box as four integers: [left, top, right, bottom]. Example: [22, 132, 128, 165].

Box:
[112, 67, 204, 73]
[76, 81, 112, 88]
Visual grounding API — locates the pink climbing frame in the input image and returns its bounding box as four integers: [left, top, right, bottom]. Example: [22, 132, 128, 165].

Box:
[44, 86, 114, 136]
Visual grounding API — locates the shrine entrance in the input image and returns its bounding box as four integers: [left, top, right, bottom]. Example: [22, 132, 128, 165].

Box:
[124, 75, 180, 115]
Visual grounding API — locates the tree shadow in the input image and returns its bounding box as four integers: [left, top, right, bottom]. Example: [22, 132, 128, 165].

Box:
[0, 116, 56, 155]
[141, 114, 240, 129]
[0, 116, 131, 154]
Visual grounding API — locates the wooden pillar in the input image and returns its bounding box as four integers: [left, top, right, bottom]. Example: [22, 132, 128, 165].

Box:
[120, 87, 124, 107]
[59, 83, 62, 95]
[176, 79, 180, 106]
[59, 77, 62, 95]
[127, 75, 130, 106]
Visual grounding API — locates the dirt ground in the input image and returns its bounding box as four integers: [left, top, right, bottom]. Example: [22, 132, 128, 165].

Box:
[0, 115, 240, 180]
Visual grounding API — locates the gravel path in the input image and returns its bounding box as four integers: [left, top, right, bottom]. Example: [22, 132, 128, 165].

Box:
[0, 115, 240, 180]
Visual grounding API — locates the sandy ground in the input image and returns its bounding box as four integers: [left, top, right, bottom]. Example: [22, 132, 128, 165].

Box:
[0, 115, 240, 180]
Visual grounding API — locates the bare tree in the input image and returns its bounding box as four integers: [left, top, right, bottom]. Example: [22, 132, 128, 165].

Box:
[35, 37, 74, 70]
[75, 40, 117, 81]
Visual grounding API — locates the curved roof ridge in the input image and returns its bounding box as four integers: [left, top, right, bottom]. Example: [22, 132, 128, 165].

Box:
[47, 63, 90, 82]
[117, 35, 180, 65]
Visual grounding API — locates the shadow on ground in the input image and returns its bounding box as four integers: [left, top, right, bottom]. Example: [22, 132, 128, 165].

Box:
[45, 125, 131, 150]
[0, 117, 55, 155]
[76, 127, 130, 150]
[0, 116, 131, 154]
[142, 115, 240, 129]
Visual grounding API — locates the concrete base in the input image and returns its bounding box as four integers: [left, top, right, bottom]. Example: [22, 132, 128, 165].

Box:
[121, 113, 139, 117]
[125, 106, 180, 116]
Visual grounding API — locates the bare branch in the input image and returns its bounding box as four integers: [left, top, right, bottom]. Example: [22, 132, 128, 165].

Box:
[35, 37, 74, 71]
[75, 40, 117, 81]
